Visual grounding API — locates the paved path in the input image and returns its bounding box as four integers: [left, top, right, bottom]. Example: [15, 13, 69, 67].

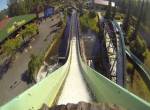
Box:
[0, 14, 60, 106]
[57, 39, 92, 105]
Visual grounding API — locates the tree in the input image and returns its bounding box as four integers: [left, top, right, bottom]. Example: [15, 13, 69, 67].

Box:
[19, 23, 38, 42]
[104, 0, 112, 19]
[28, 54, 43, 81]
[127, 62, 134, 85]
[7, 0, 27, 16]
[112, 5, 116, 19]
[0, 9, 8, 20]
[131, 0, 145, 40]
[89, 11, 96, 18]
[25, 23, 38, 36]
[142, 0, 148, 25]
[2, 37, 23, 55]
[7, 0, 20, 17]
[120, 0, 127, 13]
[130, 35, 147, 60]
[122, 0, 131, 35]
[7, 0, 45, 17]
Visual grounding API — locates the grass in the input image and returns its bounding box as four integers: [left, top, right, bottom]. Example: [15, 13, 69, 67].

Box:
[0, 14, 36, 43]
[79, 12, 99, 33]
[143, 51, 150, 75]
[126, 59, 150, 103]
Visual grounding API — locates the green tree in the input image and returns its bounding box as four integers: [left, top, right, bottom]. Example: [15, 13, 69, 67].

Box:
[7, 0, 28, 16]
[7, 0, 45, 17]
[122, 0, 131, 35]
[0, 9, 8, 20]
[131, 0, 145, 40]
[89, 11, 96, 18]
[28, 54, 43, 81]
[19, 23, 38, 42]
[2, 37, 23, 55]
[105, 0, 112, 19]
[112, 5, 116, 19]
[130, 35, 147, 60]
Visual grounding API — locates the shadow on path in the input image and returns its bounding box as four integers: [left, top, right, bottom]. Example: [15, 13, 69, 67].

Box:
[21, 70, 33, 84]
[0, 59, 11, 79]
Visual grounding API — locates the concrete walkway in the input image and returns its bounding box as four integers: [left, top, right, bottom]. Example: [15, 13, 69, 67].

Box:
[57, 39, 92, 104]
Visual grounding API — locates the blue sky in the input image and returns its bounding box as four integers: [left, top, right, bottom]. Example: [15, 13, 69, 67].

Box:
[0, 0, 8, 11]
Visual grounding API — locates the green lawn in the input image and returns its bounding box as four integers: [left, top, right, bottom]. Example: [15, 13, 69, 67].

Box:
[0, 14, 36, 43]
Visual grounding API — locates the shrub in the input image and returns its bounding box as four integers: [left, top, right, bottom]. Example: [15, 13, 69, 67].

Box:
[89, 11, 96, 18]
[130, 35, 147, 59]
[127, 62, 134, 74]
[25, 23, 38, 37]
[28, 54, 43, 81]
[2, 23, 38, 55]
[80, 12, 99, 33]
[2, 37, 23, 55]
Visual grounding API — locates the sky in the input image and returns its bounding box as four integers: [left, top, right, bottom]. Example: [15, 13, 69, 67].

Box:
[0, 0, 8, 11]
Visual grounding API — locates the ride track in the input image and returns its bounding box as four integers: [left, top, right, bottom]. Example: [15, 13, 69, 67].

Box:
[0, 11, 150, 110]
[113, 20, 150, 88]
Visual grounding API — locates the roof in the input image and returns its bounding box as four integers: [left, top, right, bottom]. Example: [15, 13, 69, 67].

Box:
[94, 0, 115, 7]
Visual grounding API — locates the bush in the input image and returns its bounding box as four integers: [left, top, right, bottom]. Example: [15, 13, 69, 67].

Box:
[2, 36, 23, 55]
[130, 35, 147, 59]
[28, 54, 43, 81]
[2, 23, 38, 55]
[25, 23, 38, 36]
[89, 11, 96, 18]
[127, 62, 134, 74]
[0, 14, 36, 42]
[80, 12, 99, 33]
[115, 15, 121, 20]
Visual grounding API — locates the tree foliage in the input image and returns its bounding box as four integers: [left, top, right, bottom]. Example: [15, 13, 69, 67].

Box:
[2, 23, 38, 55]
[130, 35, 147, 59]
[0, 9, 8, 20]
[122, 0, 132, 35]
[127, 62, 134, 74]
[7, 0, 47, 17]
[89, 11, 96, 18]
[2, 37, 23, 55]
[118, 0, 150, 30]
[104, 0, 112, 19]
[28, 54, 43, 81]
[80, 12, 99, 33]
[130, 0, 144, 41]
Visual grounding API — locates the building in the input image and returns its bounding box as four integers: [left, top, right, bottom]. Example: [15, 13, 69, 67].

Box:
[94, 0, 115, 10]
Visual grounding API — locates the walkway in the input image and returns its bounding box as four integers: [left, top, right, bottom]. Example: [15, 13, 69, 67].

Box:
[0, 14, 61, 106]
[57, 39, 92, 104]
